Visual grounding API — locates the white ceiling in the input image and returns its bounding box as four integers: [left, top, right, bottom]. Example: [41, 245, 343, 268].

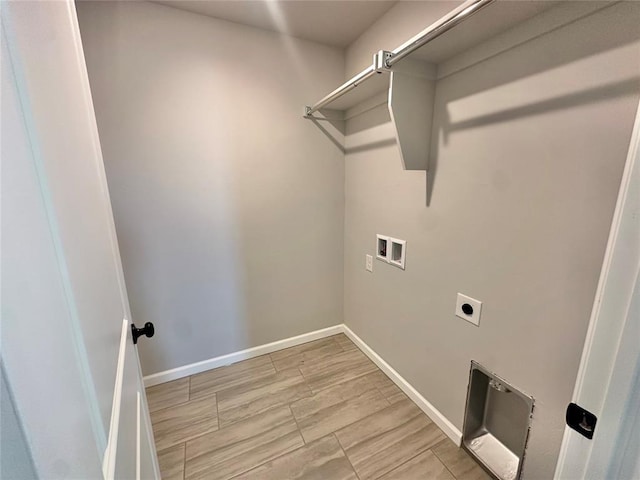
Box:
[154, 0, 398, 48]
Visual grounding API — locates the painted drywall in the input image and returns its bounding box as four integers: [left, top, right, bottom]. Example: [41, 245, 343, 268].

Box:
[343, 2, 640, 479]
[346, 1, 458, 78]
[76, 1, 345, 376]
[0, 367, 37, 480]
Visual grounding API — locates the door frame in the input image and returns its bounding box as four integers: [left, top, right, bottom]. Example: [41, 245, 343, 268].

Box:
[2, 1, 161, 477]
[554, 99, 640, 477]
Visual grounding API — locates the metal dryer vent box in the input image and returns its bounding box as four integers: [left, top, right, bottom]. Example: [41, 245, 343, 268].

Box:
[462, 361, 534, 480]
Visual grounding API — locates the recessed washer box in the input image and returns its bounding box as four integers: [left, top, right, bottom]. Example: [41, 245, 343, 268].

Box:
[376, 234, 406, 270]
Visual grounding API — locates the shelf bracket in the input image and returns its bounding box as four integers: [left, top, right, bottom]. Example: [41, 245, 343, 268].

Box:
[388, 70, 435, 171]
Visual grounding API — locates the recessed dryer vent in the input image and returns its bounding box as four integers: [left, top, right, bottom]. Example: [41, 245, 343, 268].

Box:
[462, 361, 534, 480]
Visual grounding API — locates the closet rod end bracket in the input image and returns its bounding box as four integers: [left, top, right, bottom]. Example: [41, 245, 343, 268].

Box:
[374, 50, 393, 73]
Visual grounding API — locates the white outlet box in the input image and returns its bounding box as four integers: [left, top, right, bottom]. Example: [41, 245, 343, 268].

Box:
[456, 293, 482, 326]
[365, 254, 373, 272]
[388, 238, 406, 270]
[376, 234, 406, 270]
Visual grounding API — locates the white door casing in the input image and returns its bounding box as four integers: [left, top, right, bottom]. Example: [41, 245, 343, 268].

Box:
[1, 1, 159, 478]
[1, 20, 103, 479]
[554, 100, 640, 477]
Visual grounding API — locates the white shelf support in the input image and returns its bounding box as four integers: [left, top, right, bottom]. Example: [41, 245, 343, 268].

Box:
[388, 70, 435, 171]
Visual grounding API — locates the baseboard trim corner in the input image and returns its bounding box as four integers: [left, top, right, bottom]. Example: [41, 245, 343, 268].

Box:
[342, 324, 463, 445]
[143, 322, 462, 445]
[143, 324, 343, 387]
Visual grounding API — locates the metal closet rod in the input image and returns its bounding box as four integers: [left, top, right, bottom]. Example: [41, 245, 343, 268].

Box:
[386, 0, 495, 67]
[304, 0, 495, 117]
[305, 64, 378, 117]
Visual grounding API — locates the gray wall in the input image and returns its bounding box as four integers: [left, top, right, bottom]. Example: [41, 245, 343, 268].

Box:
[77, 1, 640, 476]
[77, 1, 345, 376]
[346, 1, 456, 78]
[0, 366, 37, 480]
[343, 2, 640, 479]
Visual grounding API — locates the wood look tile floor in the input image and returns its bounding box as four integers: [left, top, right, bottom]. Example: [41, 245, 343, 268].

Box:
[147, 334, 490, 480]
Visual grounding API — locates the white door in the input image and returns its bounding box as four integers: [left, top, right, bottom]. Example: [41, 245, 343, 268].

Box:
[554, 101, 640, 478]
[1, 1, 159, 478]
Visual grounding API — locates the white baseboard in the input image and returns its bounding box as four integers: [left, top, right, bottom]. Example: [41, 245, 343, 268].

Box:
[143, 325, 343, 387]
[143, 323, 462, 445]
[342, 325, 463, 446]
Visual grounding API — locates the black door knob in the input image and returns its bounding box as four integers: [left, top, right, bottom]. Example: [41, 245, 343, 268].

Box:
[131, 322, 154, 344]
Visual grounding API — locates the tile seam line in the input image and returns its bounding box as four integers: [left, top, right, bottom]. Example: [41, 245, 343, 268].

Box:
[288, 402, 307, 445]
[217, 381, 312, 429]
[215, 367, 304, 402]
[149, 392, 216, 417]
[222, 430, 306, 480]
[333, 433, 362, 480]
[306, 367, 381, 396]
[184, 411, 297, 464]
[291, 382, 387, 422]
[181, 443, 187, 480]
[336, 407, 432, 459]
[375, 447, 452, 480]
[431, 443, 463, 480]
[381, 431, 447, 479]
[295, 392, 391, 445]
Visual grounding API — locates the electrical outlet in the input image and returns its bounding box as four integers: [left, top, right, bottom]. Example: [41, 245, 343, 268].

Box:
[365, 254, 373, 272]
[456, 293, 482, 326]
